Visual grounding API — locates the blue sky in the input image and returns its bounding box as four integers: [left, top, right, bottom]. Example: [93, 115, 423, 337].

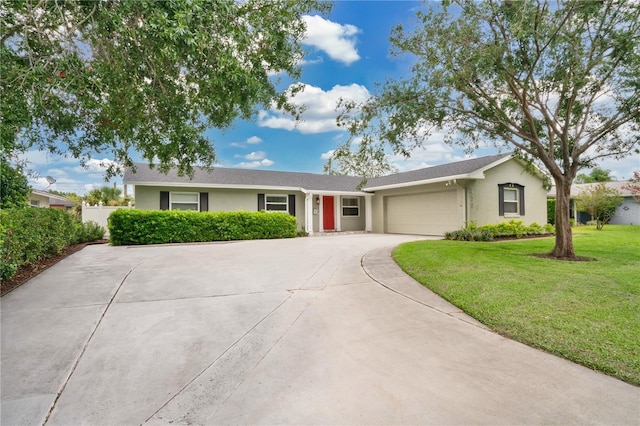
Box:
[23, 1, 639, 195]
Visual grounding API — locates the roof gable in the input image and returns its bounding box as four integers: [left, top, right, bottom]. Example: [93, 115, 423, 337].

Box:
[362, 153, 512, 190]
[124, 153, 517, 192]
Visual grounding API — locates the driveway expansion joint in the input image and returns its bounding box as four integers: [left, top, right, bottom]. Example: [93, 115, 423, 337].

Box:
[143, 293, 296, 423]
[41, 260, 144, 425]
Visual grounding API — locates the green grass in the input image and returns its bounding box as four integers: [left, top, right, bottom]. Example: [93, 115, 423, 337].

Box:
[392, 225, 640, 386]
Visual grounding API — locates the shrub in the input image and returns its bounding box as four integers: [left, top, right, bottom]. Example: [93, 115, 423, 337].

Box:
[547, 199, 556, 225]
[0, 208, 105, 281]
[108, 209, 298, 246]
[445, 220, 555, 241]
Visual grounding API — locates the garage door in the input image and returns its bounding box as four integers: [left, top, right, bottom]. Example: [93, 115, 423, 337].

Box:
[385, 191, 461, 235]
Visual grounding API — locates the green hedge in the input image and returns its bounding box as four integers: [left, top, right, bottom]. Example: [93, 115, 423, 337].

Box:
[108, 209, 298, 246]
[444, 220, 555, 241]
[0, 208, 105, 280]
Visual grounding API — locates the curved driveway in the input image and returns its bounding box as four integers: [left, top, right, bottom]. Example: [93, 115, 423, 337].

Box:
[2, 234, 638, 425]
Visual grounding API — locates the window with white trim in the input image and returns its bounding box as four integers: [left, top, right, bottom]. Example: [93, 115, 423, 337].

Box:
[170, 192, 199, 211]
[498, 183, 525, 216]
[265, 194, 288, 212]
[342, 197, 360, 217]
[503, 187, 519, 214]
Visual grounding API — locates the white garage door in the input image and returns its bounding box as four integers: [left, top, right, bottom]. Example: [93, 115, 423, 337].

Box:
[385, 191, 461, 235]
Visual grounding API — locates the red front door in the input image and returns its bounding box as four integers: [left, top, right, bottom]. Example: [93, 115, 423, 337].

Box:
[323, 196, 335, 230]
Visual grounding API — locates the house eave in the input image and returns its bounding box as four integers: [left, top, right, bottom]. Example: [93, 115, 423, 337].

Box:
[125, 181, 303, 192]
[126, 181, 367, 195]
[30, 189, 72, 203]
[362, 173, 481, 192]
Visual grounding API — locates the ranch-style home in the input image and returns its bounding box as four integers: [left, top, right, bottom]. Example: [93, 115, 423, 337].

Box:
[548, 181, 640, 226]
[124, 153, 548, 236]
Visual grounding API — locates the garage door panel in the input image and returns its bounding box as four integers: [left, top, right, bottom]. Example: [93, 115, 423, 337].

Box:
[385, 191, 460, 235]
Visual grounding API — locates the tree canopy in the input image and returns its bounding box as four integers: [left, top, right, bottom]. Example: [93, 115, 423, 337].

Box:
[576, 183, 623, 230]
[336, 0, 640, 258]
[1, 0, 330, 178]
[575, 167, 614, 184]
[0, 161, 30, 209]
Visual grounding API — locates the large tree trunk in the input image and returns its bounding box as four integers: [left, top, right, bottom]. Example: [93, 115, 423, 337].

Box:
[549, 178, 576, 258]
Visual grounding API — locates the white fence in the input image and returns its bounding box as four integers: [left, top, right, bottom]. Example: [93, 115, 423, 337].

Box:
[82, 203, 133, 238]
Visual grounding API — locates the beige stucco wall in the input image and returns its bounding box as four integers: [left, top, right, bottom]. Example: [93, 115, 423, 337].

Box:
[369, 159, 547, 233]
[306, 195, 366, 233]
[29, 193, 50, 207]
[370, 181, 463, 233]
[467, 159, 547, 226]
[338, 195, 366, 232]
[133, 186, 306, 230]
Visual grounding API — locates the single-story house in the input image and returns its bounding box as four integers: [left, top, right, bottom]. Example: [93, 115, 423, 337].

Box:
[548, 181, 639, 226]
[29, 190, 74, 210]
[124, 153, 548, 236]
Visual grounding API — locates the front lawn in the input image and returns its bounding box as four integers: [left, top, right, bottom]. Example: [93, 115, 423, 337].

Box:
[393, 225, 640, 386]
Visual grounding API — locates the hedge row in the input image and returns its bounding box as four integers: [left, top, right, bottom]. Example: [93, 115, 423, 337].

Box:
[0, 208, 105, 280]
[108, 209, 298, 246]
[444, 220, 555, 241]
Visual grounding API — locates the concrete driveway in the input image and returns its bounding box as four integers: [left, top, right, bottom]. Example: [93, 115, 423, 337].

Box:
[1, 234, 638, 425]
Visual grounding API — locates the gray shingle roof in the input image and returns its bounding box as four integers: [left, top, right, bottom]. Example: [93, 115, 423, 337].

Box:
[363, 153, 511, 189]
[124, 164, 365, 192]
[124, 153, 512, 192]
[548, 181, 634, 198]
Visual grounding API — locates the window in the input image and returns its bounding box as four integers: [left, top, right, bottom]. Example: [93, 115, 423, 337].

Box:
[170, 192, 199, 211]
[503, 188, 518, 214]
[265, 195, 288, 212]
[498, 183, 525, 216]
[342, 197, 360, 216]
[30, 200, 40, 207]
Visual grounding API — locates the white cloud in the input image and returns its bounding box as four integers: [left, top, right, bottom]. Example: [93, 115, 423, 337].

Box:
[390, 143, 471, 172]
[244, 151, 266, 161]
[237, 158, 274, 168]
[75, 158, 120, 173]
[258, 83, 371, 134]
[246, 136, 263, 145]
[231, 136, 264, 148]
[320, 150, 335, 160]
[586, 155, 640, 181]
[17, 150, 71, 168]
[44, 168, 69, 178]
[300, 56, 324, 66]
[302, 15, 361, 65]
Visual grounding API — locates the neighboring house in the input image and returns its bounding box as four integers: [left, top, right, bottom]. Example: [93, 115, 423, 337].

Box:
[29, 190, 74, 210]
[548, 181, 640, 226]
[124, 153, 548, 236]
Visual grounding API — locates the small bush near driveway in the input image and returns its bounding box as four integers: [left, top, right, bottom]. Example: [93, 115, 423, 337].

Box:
[393, 225, 640, 386]
[444, 220, 555, 241]
[108, 209, 297, 246]
[0, 208, 105, 281]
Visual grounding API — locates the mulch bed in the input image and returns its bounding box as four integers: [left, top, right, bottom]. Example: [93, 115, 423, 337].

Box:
[0, 240, 108, 297]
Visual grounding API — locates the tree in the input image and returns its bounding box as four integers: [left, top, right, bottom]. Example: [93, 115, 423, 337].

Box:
[575, 167, 614, 184]
[336, 0, 639, 259]
[84, 186, 123, 206]
[0, 161, 30, 209]
[622, 171, 640, 203]
[576, 183, 623, 230]
[49, 190, 83, 216]
[324, 145, 398, 179]
[2, 0, 330, 178]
